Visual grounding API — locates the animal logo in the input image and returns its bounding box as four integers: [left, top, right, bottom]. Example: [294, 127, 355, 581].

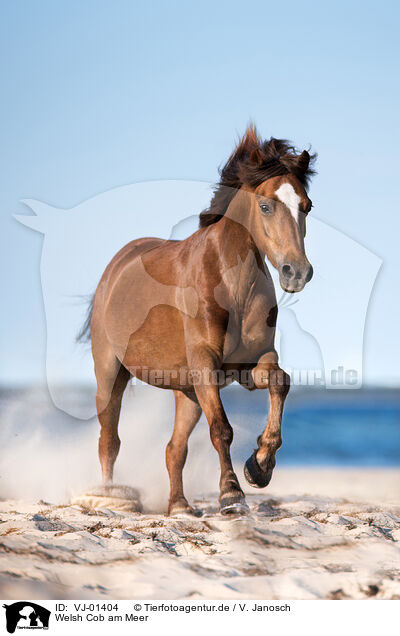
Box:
[14, 180, 381, 418]
[2, 602, 50, 633]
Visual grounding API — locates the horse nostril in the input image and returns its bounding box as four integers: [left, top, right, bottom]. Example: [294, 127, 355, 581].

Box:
[306, 264, 313, 282]
[281, 264, 295, 280]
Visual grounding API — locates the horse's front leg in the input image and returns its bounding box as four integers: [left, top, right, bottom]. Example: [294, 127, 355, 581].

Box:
[189, 352, 248, 514]
[244, 353, 290, 488]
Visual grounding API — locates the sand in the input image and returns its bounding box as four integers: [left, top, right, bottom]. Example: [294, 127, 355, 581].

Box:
[1, 468, 400, 601]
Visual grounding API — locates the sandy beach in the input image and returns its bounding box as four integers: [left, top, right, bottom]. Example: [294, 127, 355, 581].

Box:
[1, 468, 399, 601]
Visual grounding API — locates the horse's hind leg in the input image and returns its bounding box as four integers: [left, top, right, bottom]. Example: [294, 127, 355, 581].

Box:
[94, 347, 130, 486]
[166, 390, 202, 516]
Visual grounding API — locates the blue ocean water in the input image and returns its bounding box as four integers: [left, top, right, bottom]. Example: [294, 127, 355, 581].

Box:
[223, 387, 400, 467]
[1, 386, 399, 468]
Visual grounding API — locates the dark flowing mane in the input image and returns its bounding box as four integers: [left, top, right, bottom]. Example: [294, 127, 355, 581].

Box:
[199, 125, 317, 227]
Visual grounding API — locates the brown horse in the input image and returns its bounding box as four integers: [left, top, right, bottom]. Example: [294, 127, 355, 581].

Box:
[78, 125, 316, 515]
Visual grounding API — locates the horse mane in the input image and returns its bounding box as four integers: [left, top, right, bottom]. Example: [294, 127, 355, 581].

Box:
[199, 124, 317, 228]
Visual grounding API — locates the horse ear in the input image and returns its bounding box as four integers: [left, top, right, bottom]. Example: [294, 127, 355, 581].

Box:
[249, 148, 263, 165]
[296, 150, 310, 173]
[14, 199, 57, 234]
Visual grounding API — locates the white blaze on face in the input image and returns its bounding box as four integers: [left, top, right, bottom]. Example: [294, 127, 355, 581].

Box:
[275, 183, 301, 224]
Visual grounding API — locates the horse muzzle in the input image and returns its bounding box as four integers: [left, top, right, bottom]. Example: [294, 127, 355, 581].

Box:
[278, 262, 313, 293]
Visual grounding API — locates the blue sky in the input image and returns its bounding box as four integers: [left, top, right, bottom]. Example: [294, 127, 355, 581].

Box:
[1, 0, 399, 385]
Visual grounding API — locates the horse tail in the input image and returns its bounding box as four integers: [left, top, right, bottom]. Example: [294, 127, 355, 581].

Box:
[76, 294, 94, 344]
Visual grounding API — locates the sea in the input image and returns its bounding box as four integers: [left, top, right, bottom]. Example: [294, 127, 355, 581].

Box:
[1, 384, 399, 469]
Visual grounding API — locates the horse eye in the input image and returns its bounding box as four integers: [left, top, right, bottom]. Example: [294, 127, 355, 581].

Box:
[259, 203, 271, 214]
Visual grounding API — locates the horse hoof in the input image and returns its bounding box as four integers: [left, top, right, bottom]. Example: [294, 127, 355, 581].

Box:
[220, 494, 249, 516]
[244, 451, 273, 488]
[168, 505, 202, 518]
[71, 484, 143, 513]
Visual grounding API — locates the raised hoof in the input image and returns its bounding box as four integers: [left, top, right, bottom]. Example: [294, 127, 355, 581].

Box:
[244, 451, 273, 488]
[220, 494, 249, 516]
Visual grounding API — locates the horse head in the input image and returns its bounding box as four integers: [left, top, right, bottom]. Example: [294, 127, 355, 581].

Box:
[201, 124, 316, 293]
[251, 172, 314, 292]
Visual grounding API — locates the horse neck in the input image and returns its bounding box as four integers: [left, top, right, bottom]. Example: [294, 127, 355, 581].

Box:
[214, 214, 264, 284]
[221, 189, 263, 261]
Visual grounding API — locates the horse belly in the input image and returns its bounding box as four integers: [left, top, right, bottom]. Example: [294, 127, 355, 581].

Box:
[116, 305, 191, 389]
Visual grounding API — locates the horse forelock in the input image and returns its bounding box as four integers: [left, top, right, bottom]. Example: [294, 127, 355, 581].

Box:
[199, 125, 317, 228]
